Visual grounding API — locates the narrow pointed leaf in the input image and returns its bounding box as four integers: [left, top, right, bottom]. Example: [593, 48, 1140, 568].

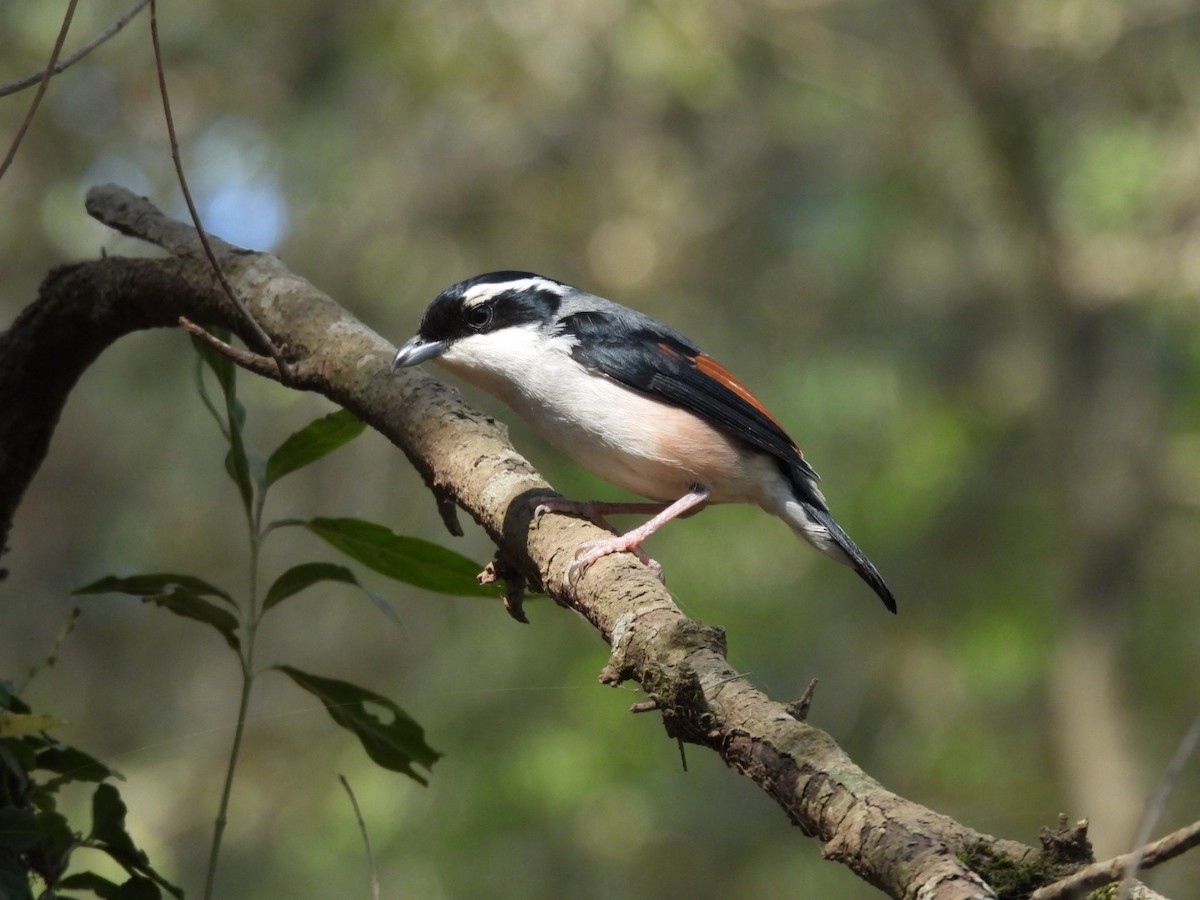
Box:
[190, 329, 256, 512]
[261, 561, 407, 630]
[74, 573, 235, 607]
[0, 713, 62, 737]
[301, 517, 493, 596]
[356, 582, 408, 631]
[275, 666, 440, 784]
[190, 330, 235, 397]
[263, 562, 356, 611]
[37, 744, 119, 788]
[143, 590, 240, 651]
[193, 350, 229, 440]
[79, 578, 241, 651]
[265, 409, 365, 487]
[224, 427, 256, 513]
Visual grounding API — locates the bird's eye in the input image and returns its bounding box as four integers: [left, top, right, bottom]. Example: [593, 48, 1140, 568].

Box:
[466, 305, 493, 330]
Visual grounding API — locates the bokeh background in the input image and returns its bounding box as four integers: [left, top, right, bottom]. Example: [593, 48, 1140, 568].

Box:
[3, 1, 1200, 897]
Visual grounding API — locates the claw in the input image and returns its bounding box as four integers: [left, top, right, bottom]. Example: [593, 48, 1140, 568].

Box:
[530, 496, 670, 522]
[539, 488, 710, 585]
[567, 536, 665, 584]
[532, 496, 588, 521]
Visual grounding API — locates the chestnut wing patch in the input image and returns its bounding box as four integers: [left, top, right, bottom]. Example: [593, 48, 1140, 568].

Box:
[560, 310, 821, 495]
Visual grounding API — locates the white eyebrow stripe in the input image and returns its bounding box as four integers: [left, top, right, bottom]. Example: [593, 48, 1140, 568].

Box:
[461, 277, 564, 307]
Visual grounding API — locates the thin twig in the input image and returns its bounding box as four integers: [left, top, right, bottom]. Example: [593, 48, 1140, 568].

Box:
[1030, 819, 1200, 900]
[16, 607, 81, 694]
[786, 678, 819, 722]
[1120, 710, 1200, 895]
[179, 317, 282, 379]
[339, 775, 381, 900]
[148, 0, 290, 378]
[0, 0, 79, 183]
[0, 0, 150, 99]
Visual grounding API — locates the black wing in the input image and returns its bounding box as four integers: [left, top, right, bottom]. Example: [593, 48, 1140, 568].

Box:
[559, 309, 824, 505]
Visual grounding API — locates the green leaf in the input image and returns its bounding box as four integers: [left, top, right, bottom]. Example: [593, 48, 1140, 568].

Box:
[0, 712, 62, 737]
[37, 744, 119, 790]
[0, 739, 37, 784]
[0, 680, 30, 713]
[75, 575, 241, 650]
[192, 341, 231, 439]
[90, 784, 139, 859]
[60, 872, 123, 899]
[0, 808, 39, 852]
[59, 872, 161, 900]
[144, 592, 241, 652]
[261, 562, 405, 630]
[265, 409, 365, 488]
[190, 329, 236, 401]
[73, 573, 235, 608]
[0, 851, 32, 900]
[274, 666, 440, 784]
[32, 809, 75, 874]
[299, 518, 493, 596]
[190, 330, 258, 514]
[262, 562, 356, 611]
[116, 875, 163, 900]
[224, 429, 258, 515]
[87, 786, 183, 899]
[0, 854, 31, 900]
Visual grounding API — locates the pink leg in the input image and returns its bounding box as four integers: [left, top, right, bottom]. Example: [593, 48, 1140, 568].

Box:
[564, 488, 712, 583]
[588, 513, 663, 577]
[532, 497, 670, 574]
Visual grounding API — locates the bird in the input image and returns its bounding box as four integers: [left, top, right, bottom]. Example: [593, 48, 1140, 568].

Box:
[392, 271, 896, 613]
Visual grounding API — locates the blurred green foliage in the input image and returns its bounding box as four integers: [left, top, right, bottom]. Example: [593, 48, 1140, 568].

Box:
[1, 681, 182, 899]
[3, 0, 1200, 896]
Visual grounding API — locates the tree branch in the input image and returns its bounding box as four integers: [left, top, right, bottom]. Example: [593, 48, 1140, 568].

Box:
[0, 0, 150, 99]
[1030, 819, 1200, 899]
[0, 0, 80, 183]
[2, 184, 1188, 898]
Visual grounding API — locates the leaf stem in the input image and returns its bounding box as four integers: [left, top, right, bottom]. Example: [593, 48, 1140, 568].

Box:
[202, 657, 254, 900]
[203, 441, 266, 898]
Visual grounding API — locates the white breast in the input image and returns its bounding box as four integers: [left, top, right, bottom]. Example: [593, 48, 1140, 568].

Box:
[435, 325, 790, 506]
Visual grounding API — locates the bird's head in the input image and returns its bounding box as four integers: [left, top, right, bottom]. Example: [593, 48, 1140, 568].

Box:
[392, 271, 569, 371]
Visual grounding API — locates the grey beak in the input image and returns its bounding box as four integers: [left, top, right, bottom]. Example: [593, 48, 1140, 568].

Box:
[392, 336, 448, 369]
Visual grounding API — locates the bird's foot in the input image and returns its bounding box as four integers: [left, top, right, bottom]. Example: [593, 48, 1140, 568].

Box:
[533, 497, 601, 521]
[567, 535, 665, 584]
[535, 488, 712, 585]
[532, 497, 665, 580]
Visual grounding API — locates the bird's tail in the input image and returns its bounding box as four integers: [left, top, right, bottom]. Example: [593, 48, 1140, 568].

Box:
[783, 499, 897, 614]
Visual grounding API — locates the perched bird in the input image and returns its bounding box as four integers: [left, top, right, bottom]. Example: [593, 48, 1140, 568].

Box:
[392, 271, 896, 613]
